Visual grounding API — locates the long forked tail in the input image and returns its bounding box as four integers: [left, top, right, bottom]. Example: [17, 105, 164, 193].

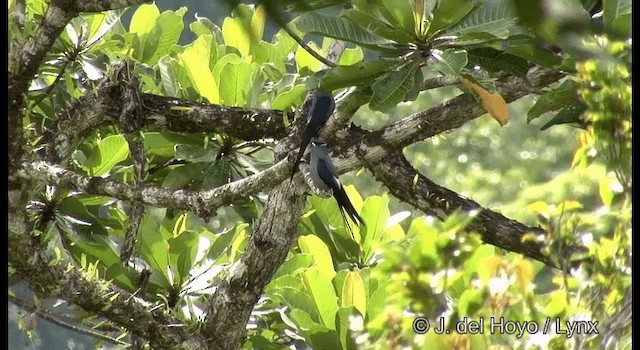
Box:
[333, 187, 365, 239]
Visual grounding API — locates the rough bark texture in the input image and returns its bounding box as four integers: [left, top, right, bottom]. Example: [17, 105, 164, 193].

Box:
[203, 181, 307, 349]
[368, 152, 556, 267]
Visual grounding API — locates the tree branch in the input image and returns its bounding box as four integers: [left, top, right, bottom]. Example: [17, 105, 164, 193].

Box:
[8, 226, 201, 349]
[9, 0, 76, 169]
[42, 80, 287, 164]
[366, 151, 557, 267]
[203, 180, 307, 349]
[9, 295, 130, 347]
[73, 0, 152, 12]
[21, 158, 292, 219]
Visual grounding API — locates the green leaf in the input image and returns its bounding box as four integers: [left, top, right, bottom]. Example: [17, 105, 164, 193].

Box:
[142, 8, 187, 65]
[380, 211, 409, 242]
[305, 325, 342, 350]
[222, 17, 251, 57]
[444, 0, 516, 40]
[603, 0, 631, 28]
[466, 48, 529, 75]
[207, 226, 242, 262]
[318, 60, 397, 91]
[505, 43, 563, 68]
[379, 0, 415, 34]
[430, 0, 480, 33]
[299, 235, 336, 281]
[271, 84, 307, 110]
[540, 100, 587, 130]
[82, 135, 130, 177]
[175, 144, 216, 162]
[369, 60, 421, 112]
[137, 213, 172, 287]
[598, 177, 615, 207]
[611, 13, 631, 36]
[277, 287, 321, 323]
[294, 13, 391, 46]
[65, 235, 123, 275]
[407, 217, 439, 269]
[273, 254, 314, 280]
[295, 41, 324, 73]
[335, 307, 358, 350]
[161, 163, 202, 189]
[342, 9, 414, 43]
[458, 288, 484, 316]
[212, 54, 253, 106]
[168, 230, 199, 286]
[85, 10, 124, 47]
[528, 80, 578, 122]
[341, 271, 367, 316]
[339, 47, 363, 66]
[544, 290, 568, 316]
[366, 279, 396, 320]
[402, 64, 424, 103]
[129, 3, 159, 36]
[360, 195, 390, 263]
[202, 157, 234, 189]
[157, 57, 185, 98]
[143, 132, 200, 159]
[431, 49, 468, 77]
[178, 35, 219, 103]
[57, 196, 100, 226]
[303, 267, 339, 329]
[269, 0, 348, 12]
[290, 308, 320, 330]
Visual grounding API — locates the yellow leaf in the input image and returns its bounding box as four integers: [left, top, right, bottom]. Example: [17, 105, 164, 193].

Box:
[554, 200, 583, 215]
[526, 201, 549, 214]
[179, 36, 219, 103]
[477, 256, 503, 283]
[514, 258, 533, 288]
[222, 17, 250, 57]
[173, 213, 188, 236]
[459, 76, 509, 126]
[250, 5, 266, 43]
[342, 271, 367, 317]
[298, 235, 336, 280]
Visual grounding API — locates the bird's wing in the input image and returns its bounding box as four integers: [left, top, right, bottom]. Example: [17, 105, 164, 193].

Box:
[309, 95, 335, 127]
[317, 158, 365, 228]
[316, 158, 341, 190]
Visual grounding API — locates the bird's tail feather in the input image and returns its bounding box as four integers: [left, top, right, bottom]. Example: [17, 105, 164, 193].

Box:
[338, 206, 356, 241]
[334, 187, 365, 240]
[290, 133, 312, 180]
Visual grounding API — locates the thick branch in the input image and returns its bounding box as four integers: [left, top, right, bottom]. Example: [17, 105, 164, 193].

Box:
[43, 85, 287, 164]
[22, 159, 291, 218]
[327, 67, 566, 162]
[9, 1, 76, 168]
[367, 152, 557, 267]
[73, 0, 151, 12]
[203, 181, 307, 349]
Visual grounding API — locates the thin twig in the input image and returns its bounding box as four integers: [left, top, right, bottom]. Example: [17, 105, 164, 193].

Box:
[9, 294, 130, 347]
[421, 76, 460, 91]
[281, 23, 337, 68]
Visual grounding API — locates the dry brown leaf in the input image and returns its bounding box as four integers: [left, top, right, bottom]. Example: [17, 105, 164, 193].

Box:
[459, 76, 510, 126]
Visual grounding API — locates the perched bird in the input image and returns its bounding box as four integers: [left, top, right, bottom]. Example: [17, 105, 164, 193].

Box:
[290, 89, 335, 180]
[309, 138, 365, 237]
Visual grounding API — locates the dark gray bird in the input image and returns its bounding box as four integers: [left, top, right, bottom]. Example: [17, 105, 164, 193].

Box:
[309, 138, 365, 236]
[290, 89, 335, 180]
